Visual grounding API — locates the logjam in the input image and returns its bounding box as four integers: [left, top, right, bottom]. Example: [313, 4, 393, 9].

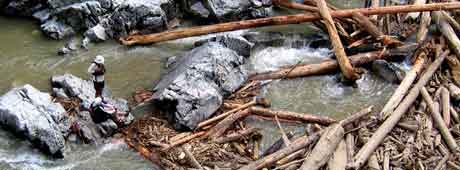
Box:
[351, 50, 450, 169]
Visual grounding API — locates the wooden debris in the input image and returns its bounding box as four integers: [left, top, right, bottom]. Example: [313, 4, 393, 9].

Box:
[327, 139, 348, 170]
[351, 50, 450, 170]
[351, 12, 402, 46]
[250, 107, 336, 125]
[299, 123, 345, 170]
[208, 109, 251, 139]
[214, 127, 259, 144]
[381, 53, 426, 118]
[181, 144, 203, 169]
[421, 87, 459, 152]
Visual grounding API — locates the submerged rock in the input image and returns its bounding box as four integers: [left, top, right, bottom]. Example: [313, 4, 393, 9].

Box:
[371, 60, 406, 83]
[152, 42, 248, 130]
[194, 35, 254, 57]
[41, 19, 76, 40]
[0, 85, 70, 157]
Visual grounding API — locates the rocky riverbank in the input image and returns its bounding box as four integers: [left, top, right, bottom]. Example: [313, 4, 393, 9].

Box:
[0, 74, 134, 158]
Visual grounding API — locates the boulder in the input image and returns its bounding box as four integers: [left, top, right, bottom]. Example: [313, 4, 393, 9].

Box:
[84, 24, 108, 42]
[371, 60, 406, 83]
[40, 19, 76, 40]
[54, 1, 109, 31]
[0, 85, 70, 157]
[104, 0, 178, 38]
[181, 0, 273, 22]
[51, 74, 134, 126]
[152, 42, 248, 130]
[194, 35, 254, 57]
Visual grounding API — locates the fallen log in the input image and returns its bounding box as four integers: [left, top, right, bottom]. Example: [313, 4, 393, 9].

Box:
[381, 52, 426, 119]
[299, 123, 345, 170]
[351, 12, 403, 46]
[441, 11, 460, 33]
[238, 132, 322, 170]
[421, 87, 459, 152]
[120, 3, 460, 45]
[441, 86, 451, 127]
[197, 97, 270, 129]
[250, 107, 336, 125]
[262, 132, 294, 157]
[350, 50, 450, 170]
[208, 109, 251, 139]
[406, 0, 427, 20]
[163, 131, 206, 151]
[416, 11, 431, 42]
[215, 127, 259, 144]
[433, 11, 460, 58]
[316, 0, 359, 81]
[327, 140, 347, 170]
[250, 45, 416, 80]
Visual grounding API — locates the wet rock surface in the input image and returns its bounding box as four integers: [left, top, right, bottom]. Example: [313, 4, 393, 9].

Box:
[371, 60, 406, 83]
[0, 85, 70, 157]
[152, 41, 249, 130]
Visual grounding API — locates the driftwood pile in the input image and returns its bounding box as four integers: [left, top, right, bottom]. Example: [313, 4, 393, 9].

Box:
[122, 0, 460, 169]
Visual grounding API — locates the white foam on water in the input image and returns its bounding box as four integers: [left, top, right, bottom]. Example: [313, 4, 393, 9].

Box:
[250, 46, 330, 73]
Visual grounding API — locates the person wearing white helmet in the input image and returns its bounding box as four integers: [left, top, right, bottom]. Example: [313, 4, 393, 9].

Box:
[88, 55, 106, 97]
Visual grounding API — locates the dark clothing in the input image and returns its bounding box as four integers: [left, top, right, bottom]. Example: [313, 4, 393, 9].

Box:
[90, 105, 111, 124]
[94, 81, 105, 97]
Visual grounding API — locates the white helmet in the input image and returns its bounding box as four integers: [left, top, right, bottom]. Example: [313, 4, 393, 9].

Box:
[94, 55, 104, 64]
[93, 97, 103, 106]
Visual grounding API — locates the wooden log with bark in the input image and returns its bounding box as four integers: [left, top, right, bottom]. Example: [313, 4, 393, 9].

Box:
[350, 50, 450, 170]
[250, 45, 416, 80]
[250, 107, 336, 125]
[120, 3, 460, 45]
[273, 0, 317, 12]
[208, 109, 251, 139]
[215, 127, 259, 144]
[433, 11, 460, 58]
[421, 87, 459, 152]
[316, 0, 359, 81]
[327, 140, 348, 170]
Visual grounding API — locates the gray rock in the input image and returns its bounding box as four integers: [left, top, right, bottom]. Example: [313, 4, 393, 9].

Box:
[54, 1, 108, 31]
[40, 19, 75, 40]
[97, 119, 118, 137]
[57, 38, 79, 55]
[0, 85, 69, 157]
[52, 87, 69, 99]
[152, 42, 248, 130]
[51, 74, 134, 126]
[194, 35, 253, 57]
[105, 0, 177, 38]
[371, 60, 406, 83]
[32, 9, 51, 23]
[84, 24, 108, 42]
[182, 0, 272, 22]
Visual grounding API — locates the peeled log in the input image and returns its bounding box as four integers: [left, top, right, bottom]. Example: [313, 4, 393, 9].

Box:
[433, 11, 460, 59]
[120, 3, 460, 45]
[238, 133, 321, 170]
[316, 0, 359, 81]
[351, 50, 450, 170]
[327, 139, 347, 170]
[250, 107, 336, 125]
[299, 123, 345, 170]
[381, 52, 426, 118]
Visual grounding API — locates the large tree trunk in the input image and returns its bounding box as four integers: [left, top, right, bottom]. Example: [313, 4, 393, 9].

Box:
[120, 3, 460, 45]
[351, 12, 402, 46]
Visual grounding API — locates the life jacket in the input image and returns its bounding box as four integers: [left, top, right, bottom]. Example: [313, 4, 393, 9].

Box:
[92, 63, 106, 76]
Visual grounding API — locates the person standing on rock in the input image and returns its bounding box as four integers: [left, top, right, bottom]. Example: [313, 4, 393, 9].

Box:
[88, 55, 106, 97]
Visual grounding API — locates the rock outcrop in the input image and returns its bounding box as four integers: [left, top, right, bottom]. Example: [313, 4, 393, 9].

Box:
[152, 37, 249, 130]
[371, 60, 406, 83]
[0, 85, 70, 157]
[180, 0, 273, 22]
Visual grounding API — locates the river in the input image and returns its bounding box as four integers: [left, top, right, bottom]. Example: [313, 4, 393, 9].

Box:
[0, 0, 402, 169]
